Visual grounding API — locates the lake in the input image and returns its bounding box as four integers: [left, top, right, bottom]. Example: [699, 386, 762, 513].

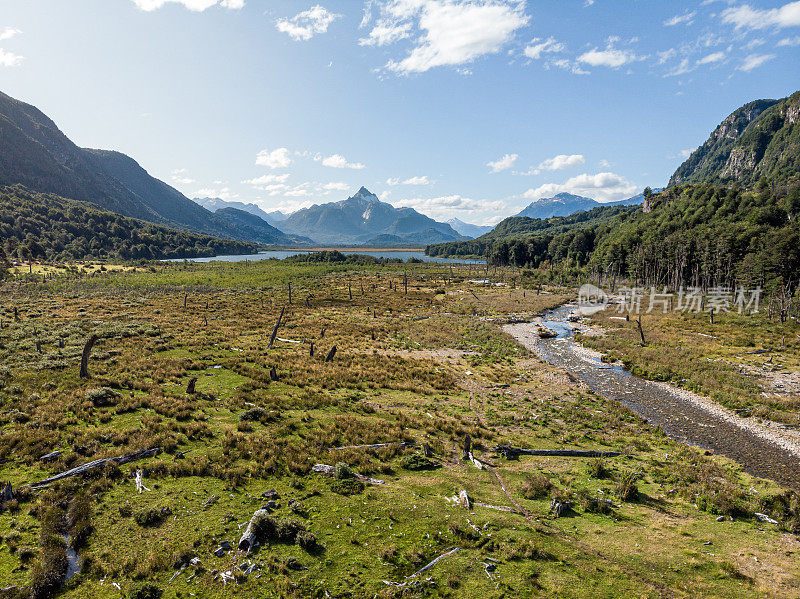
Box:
[167, 249, 485, 265]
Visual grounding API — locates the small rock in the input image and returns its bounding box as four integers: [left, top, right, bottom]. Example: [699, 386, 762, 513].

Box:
[213, 547, 226, 557]
[219, 541, 231, 550]
[261, 489, 280, 500]
[190, 557, 202, 567]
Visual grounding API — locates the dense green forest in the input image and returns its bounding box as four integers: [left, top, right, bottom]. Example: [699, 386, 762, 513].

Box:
[0, 186, 262, 263]
[426, 204, 637, 258]
[448, 183, 800, 306]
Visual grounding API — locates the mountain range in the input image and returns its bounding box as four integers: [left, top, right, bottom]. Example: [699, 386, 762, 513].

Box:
[0, 90, 305, 247]
[513, 191, 646, 220]
[446, 218, 493, 239]
[669, 90, 800, 188]
[194, 197, 288, 227]
[276, 187, 469, 246]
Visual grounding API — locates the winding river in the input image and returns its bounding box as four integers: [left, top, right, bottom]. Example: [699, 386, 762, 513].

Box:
[506, 305, 800, 490]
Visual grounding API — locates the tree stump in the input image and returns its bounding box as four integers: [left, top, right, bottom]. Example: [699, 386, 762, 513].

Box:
[324, 346, 337, 363]
[79, 335, 99, 379]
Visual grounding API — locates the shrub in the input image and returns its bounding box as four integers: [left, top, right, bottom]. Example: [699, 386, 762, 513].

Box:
[398, 454, 438, 471]
[128, 582, 163, 599]
[586, 459, 609, 479]
[296, 530, 318, 552]
[616, 471, 640, 502]
[520, 472, 552, 500]
[276, 518, 305, 543]
[330, 478, 365, 496]
[134, 506, 171, 527]
[333, 462, 353, 480]
[85, 387, 120, 407]
[239, 407, 267, 422]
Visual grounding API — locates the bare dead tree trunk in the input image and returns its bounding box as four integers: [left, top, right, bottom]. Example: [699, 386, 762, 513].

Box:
[306, 296, 312, 308]
[288, 282, 292, 305]
[309, 341, 314, 357]
[269, 366, 279, 381]
[636, 315, 646, 345]
[184, 292, 187, 310]
[186, 377, 198, 394]
[348, 281, 352, 300]
[462, 434, 471, 461]
[324, 346, 337, 362]
[13, 307, 19, 321]
[404, 273, 408, 294]
[268, 306, 285, 349]
[320, 328, 325, 338]
[79, 334, 98, 379]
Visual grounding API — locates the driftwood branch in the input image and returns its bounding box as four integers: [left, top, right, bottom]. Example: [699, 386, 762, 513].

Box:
[29, 447, 161, 488]
[496, 445, 622, 459]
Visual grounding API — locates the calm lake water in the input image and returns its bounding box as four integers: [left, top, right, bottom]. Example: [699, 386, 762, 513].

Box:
[168, 250, 485, 265]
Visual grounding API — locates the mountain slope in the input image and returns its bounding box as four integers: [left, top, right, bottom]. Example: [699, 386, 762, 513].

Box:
[669, 90, 800, 188]
[211, 208, 313, 245]
[280, 187, 467, 245]
[446, 218, 493, 239]
[193, 197, 287, 227]
[0, 185, 260, 261]
[0, 90, 305, 247]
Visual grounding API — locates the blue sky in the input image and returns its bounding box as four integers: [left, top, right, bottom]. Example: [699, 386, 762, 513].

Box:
[0, 0, 798, 225]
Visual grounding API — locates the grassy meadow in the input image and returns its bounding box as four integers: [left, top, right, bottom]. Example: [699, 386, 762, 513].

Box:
[1, 259, 799, 598]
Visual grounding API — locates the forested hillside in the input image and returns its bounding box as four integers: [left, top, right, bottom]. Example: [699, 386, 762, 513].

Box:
[669, 91, 800, 188]
[426, 204, 637, 258]
[0, 186, 261, 262]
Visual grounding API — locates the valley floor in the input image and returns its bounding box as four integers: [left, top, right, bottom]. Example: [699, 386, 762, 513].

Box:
[1, 261, 799, 598]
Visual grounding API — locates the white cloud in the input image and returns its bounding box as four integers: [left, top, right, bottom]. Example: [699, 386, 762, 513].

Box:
[242, 173, 291, 186]
[387, 176, 432, 185]
[170, 169, 195, 185]
[537, 153, 586, 171]
[0, 27, 21, 41]
[317, 154, 366, 169]
[524, 37, 565, 59]
[599, 159, 612, 168]
[393, 194, 506, 220]
[778, 35, 800, 45]
[698, 51, 726, 64]
[664, 11, 696, 26]
[276, 5, 340, 41]
[679, 148, 694, 159]
[549, 58, 590, 75]
[738, 53, 776, 71]
[322, 182, 350, 191]
[522, 172, 638, 203]
[722, 2, 800, 29]
[255, 147, 292, 169]
[195, 187, 238, 200]
[0, 48, 23, 67]
[374, 0, 529, 74]
[359, 21, 412, 46]
[131, 0, 240, 10]
[487, 153, 518, 173]
[578, 43, 640, 68]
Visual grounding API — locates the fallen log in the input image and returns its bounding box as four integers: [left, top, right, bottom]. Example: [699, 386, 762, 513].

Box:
[496, 445, 622, 459]
[311, 463, 386, 485]
[408, 547, 461, 579]
[29, 447, 161, 488]
[329, 441, 413, 451]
